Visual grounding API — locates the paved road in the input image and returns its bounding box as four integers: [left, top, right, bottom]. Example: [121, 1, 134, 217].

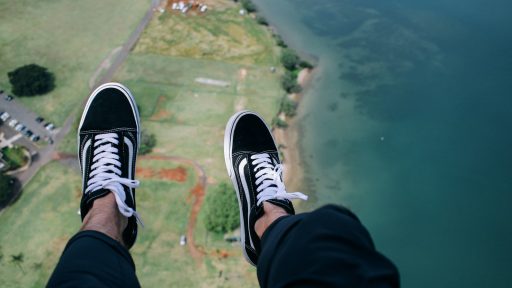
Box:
[93, 0, 162, 89]
[1, 0, 163, 201]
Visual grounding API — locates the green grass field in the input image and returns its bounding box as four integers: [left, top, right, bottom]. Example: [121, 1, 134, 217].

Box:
[0, 159, 258, 287]
[0, 162, 81, 287]
[0, 0, 151, 124]
[114, 53, 282, 182]
[1, 1, 284, 286]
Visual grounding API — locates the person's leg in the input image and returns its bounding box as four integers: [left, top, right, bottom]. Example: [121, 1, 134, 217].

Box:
[47, 194, 140, 288]
[224, 110, 399, 287]
[47, 83, 143, 287]
[256, 203, 399, 288]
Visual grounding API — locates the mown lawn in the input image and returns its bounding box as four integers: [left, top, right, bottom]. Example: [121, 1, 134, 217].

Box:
[115, 53, 282, 187]
[0, 0, 151, 125]
[0, 162, 82, 287]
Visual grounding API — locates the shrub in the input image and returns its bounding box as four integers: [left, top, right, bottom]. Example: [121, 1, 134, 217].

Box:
[274, 34, 287, 48]
[281, 97, 298, 117]
[280, 49, 299, 71]
[139, 130, 156, 155]
[272, 117, 288, 128]
[281, 71, 301, 93]
[299, 60, 314, 69]
[2, 146, 28, 170]
[241, 0, 257, 13]
[256, 15, 268, 25]
[0, 173, 14, 205]
[7, 64, 55, 96]
[203, 183, 240, 234]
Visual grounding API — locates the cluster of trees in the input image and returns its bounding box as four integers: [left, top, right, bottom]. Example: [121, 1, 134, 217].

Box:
[280, 50, 313, 94]
[7, 64, 55, 96]
[203, 182, 240, 234]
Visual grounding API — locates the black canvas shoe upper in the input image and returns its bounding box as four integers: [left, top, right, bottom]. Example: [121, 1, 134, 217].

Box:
[224, 111, 308, 266]
[78, 83, 141, 249]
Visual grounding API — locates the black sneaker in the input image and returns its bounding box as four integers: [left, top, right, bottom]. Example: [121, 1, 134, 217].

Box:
[224, 110, 307, 266]
[78, 82, 142, 249]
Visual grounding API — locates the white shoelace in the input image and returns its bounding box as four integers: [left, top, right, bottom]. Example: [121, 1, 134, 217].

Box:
[86, 133, 143, 226]
[250, 153, 308, 206]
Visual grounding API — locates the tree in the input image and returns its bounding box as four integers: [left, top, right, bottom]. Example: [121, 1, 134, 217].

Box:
[274, 34, 287, 48]
[280, 49, 299, 71]
[7, 64, 55, 96]
[139, 130, 156, 155]
[256, 15, 268, 26]
[241, 0, 257, 13]
[299, 60, 314, 69]
[10, 252, 24, 273]
[0, 173, 14, 205]
[281, 71, 302, 93]
[280, 96, 298, 117]
[203, 183, 240, 234]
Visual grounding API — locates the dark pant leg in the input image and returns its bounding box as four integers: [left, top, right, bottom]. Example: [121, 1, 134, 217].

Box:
[257, 204, 399, 288]
[47, 230, 140, 288]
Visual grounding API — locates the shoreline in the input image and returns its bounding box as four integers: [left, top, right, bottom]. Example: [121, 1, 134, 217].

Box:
[274, 68, 314, 192]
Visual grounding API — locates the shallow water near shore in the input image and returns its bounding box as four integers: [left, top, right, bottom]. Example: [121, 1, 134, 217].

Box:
[254, 0, 512, 287]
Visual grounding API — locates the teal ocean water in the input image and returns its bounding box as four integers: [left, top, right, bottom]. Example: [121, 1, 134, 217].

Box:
[254, 0, 512, 287]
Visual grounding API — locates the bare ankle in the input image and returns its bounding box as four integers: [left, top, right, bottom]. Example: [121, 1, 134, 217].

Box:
[81, 193, 127, 245]
[254, 202, 290, 238]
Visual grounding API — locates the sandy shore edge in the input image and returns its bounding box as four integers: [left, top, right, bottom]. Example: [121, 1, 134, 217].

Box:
[273, 68, 314, 192]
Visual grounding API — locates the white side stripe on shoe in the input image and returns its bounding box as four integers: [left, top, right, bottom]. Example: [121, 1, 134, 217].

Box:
[239, 158, 255, 248]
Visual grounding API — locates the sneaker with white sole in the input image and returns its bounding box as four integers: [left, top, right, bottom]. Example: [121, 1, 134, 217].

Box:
[224, 110, 308, 266]
[78, 82, 142, 249]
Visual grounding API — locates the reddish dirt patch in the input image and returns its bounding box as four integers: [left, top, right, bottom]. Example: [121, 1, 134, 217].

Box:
[186, 182, 206, 261]
[136, 166, 187, 182]
[150, 96, 171, 121]
[210, 249, 236, 259]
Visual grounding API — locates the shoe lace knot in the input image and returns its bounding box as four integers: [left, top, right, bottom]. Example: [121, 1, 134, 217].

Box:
[86, 133, 143, 225]
[250, 153, 308, 206]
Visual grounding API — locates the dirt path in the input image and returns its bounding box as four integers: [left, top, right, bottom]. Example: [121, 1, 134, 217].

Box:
[140, 154, 207, 261]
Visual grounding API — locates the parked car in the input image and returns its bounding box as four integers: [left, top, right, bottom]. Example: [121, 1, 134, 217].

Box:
[8, 119, 18, 127]
[36, 116, 44, 123]
[31, 135, 40, 142]
[15, 123, 25, 132]
[0, 112, 10, 121]
[24, 130, 33, 137]
[0, 90, 4, 94]
[45, 122, 55, 131]
[5, 95, 13, 101]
